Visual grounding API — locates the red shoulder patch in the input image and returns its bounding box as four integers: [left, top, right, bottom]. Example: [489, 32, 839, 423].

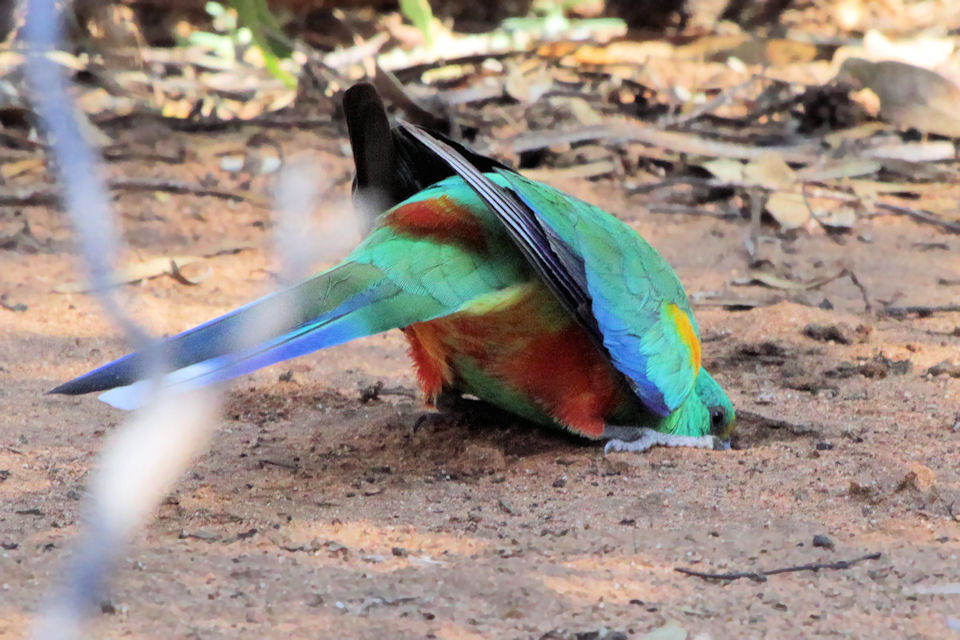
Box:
[384, 195, 487, 253]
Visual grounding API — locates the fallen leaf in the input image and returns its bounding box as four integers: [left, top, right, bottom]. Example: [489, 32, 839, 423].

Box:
[836, 58, 960, 137]
[170, 260, 212, 286]
[726, 38, 818, 66]
[823, 122, 888, 148]
[503, 66, 550, 104]
[734, 269, 846, 291]
[816, 205, 857, 229]
[861, 141, 955, 163]
[571, 41, 675, 66]
[54, 256, 205, 293]
[702, 158, 745, 182]
[564, 97, 603, 126]
[796, 159, 881, 181]
[52, 246, 251, 293]
[0, 157, 45, 180]
[765, 191, 810, 229]
[744, 152, 796, 190]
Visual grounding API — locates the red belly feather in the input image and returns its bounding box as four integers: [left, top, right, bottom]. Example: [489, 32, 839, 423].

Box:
[403, 287, 625, 437]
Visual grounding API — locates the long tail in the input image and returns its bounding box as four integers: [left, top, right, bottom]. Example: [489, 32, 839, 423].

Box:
[50, 261, 443, 409]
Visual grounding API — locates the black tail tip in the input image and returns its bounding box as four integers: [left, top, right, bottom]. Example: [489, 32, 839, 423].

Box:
[48, 380, 81, 396]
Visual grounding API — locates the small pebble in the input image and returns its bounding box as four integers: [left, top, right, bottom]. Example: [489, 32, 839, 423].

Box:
[812, 534, 835, 550]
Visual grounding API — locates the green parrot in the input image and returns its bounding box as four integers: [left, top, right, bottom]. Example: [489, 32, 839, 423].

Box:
[51, 83, 735, 453]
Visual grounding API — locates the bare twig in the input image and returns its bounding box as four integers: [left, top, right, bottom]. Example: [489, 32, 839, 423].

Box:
[0, 179, 267, 207]
[660, 75, 762, 128]
[876, 203, 960, 234]
[110, 178, 267, 205]
[646, 204, 740, 218]
[676, 552, 881, 583]
[494, 118, 823, 163]
[92, 112, 340, 133]
[846, 270, 873, 313]
[259, 458, 298, 470]
[882, 304, 960, 318]
[373, 66, 450, 132]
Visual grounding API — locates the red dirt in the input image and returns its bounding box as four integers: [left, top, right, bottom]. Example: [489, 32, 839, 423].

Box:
[2, 124, 959, 639]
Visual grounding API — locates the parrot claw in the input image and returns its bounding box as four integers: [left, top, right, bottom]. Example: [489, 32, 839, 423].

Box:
[603, 427, 727, 455]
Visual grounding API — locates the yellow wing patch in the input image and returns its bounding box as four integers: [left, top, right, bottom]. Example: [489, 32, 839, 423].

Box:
[665, 303, 702, 377]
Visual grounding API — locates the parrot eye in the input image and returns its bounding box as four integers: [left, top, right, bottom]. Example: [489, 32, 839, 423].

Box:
[709, 406, 727, 433]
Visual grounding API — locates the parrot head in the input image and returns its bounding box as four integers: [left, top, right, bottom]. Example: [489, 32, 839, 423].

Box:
[660, 370, 736, 441]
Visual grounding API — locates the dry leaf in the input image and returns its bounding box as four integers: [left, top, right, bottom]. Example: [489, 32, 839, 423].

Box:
[0, 157, 45, 180]
[816, 206, 857, 229]
[823, 123, 889, 148]
[744, 152, 796, 189]
[726, 38, 818, 66]
[504, 67, 552, 104]
[765, 191, 810, 229]
[571, 41, 674, 66]
[861, 141, 955, 163]
[564, 97, 603, 126]
[54, 256, 208, 293]
[702, 158, 745, 182]
[734, 269, 846, 291]
[797, 159, 881, 181]
[170, 260, 212, 286]
[836, 58, 960, 137]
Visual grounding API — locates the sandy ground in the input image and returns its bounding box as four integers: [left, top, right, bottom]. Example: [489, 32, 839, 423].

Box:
[2, 123, 960, 639]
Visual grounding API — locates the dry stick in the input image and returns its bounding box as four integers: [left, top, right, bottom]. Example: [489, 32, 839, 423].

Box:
[634, 170, 960, 238]
[801, 182, 844, 246]
[876, 203, 960, 234]
[647, 204, 740, 218]
[883, 304, 960, 317]
[373, 65, 450, 132]
[676, 552, 881, 583]
[91, 111, 341, 133]
[109, 178, 266, 205]
[659, 74, 763, 129]
[846, 270, 873, 313]
[494, 119, 823, 163]
[0, 179, 266, 207]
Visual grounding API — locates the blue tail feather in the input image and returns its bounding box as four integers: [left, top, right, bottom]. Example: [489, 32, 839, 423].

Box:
[50, 269, 422, 409]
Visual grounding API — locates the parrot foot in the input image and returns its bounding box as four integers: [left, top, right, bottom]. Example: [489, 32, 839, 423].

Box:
[603, 426, 727, 455]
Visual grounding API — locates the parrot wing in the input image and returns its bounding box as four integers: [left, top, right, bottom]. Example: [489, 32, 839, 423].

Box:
[399, 123, 702, 416]
[50, 183, 526, 409]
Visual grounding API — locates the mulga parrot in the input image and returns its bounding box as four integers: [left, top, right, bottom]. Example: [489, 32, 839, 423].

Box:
[51, 83, 735, 453]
